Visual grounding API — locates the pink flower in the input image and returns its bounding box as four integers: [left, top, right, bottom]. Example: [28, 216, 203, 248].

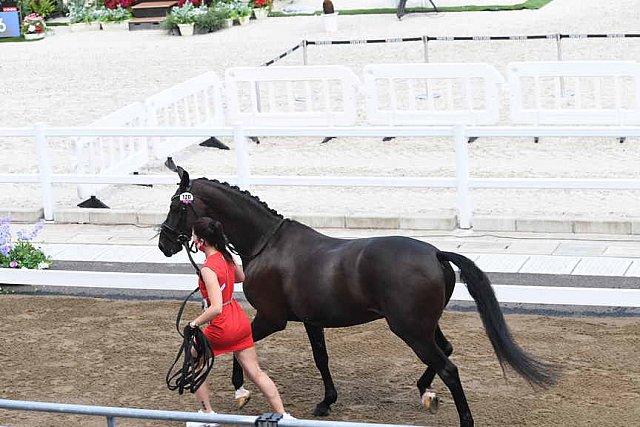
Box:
[9, 260, 18, 268]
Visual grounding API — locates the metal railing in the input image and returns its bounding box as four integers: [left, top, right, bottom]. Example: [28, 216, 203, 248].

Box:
[0, 399, 426, 427]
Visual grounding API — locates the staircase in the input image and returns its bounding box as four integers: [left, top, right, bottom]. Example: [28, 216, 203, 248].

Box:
[129, 0, 178, 31]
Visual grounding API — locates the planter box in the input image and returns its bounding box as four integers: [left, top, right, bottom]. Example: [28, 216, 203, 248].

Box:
[24, 32, 45, 40]
[253, 8, 268, 20]
[221, 18, 233, 28]
[177, 23, 194, 36]
[235, 15, 249, 25]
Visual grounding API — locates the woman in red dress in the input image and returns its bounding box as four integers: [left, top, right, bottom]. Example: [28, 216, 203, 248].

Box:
[187, 217, 291, 426]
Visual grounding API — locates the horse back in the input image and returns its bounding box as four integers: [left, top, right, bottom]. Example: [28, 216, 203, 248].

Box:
[244, 223, 449, 327]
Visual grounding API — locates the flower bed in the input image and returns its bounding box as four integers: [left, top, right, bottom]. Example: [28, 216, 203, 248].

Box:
[0, 217, 51, 272]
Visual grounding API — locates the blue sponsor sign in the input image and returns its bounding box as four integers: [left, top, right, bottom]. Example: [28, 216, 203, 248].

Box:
[0, 11, 21, 38]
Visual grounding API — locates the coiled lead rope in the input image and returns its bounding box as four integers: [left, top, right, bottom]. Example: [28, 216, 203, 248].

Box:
[166, 241, 214, 394]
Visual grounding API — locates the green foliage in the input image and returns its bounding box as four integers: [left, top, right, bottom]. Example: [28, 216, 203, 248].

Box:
[95, 5, 132, 22]
[67, 0, 98, 23]
[6, 240, 51, 269]
[16, 0, 34, 16]
[214, 2, 234, 19]
[28, 0, 57, 18]
[0, 218, 51, 270]
[162, 2, 208, 29]
[194, 6, 225, 33]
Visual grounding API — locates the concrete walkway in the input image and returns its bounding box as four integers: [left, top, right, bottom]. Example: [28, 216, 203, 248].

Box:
[31, 223, 640, 278]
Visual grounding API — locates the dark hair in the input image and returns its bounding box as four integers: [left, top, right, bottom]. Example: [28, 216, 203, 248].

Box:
[192, 217, 233, 262]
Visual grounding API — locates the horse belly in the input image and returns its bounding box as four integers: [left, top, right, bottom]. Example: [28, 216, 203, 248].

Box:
[300, 303, 382, 328]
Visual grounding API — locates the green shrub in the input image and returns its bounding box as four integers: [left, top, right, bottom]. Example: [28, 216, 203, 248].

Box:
[28, 0, 57, 18]
[194, 6, 225, 32]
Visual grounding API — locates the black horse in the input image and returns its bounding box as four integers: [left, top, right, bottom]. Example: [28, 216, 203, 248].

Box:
[158, 167, 556, 427]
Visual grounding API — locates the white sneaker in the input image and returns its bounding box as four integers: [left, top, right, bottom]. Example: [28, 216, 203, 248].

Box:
[186, 410, 219, 427]
[281, 412, 296, 420]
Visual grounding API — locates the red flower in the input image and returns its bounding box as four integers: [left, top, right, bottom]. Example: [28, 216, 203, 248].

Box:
[103, 0, 133, 9]
[253, 0, 271, 7]
[36, 26, 43, 32]
[177, 0, 202, 6]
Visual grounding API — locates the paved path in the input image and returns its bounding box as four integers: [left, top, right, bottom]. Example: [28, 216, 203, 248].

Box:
[32, 223, 640, 278]
[3, 223, 638, 315]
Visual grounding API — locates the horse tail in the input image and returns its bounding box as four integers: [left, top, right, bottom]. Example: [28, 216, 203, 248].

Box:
[436, 250, 558, 387]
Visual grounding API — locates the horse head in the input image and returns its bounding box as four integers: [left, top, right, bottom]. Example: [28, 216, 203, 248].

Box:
[158, 165, 286, 260]
[158, 166, 196, 257]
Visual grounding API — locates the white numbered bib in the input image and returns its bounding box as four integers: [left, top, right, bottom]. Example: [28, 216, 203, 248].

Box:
[179, 192, 194, 204]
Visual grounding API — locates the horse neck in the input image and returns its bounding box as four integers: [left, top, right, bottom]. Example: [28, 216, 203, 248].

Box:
[198, 187, 281, 256]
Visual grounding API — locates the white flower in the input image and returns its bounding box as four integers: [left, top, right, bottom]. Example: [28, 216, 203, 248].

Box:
[37, 262, 50, 270]
[28, 24, 36, 32]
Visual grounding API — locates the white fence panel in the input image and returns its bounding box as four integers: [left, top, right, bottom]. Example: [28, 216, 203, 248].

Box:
[508, 60, 640, 125]
[74, 102, 148, 199]
[225, 65, 360, 126]
[145, 71, 224, 159]
[363, 63, 504, 125]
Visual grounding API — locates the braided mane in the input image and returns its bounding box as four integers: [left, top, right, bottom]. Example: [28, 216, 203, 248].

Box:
[195, 178, 283, 219]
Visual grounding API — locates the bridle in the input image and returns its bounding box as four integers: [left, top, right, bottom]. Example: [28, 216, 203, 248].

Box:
[160, 189, 199, 249]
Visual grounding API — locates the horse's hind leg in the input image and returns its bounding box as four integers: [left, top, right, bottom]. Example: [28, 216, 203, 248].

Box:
[417, 326, 453, 412]
[304, 323, 338, 416]
[411, 339, 473, 427]
[232, 312, 287, 408]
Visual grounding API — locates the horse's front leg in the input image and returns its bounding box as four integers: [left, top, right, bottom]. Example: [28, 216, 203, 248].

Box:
[232, 311, 287, 408]
[304, 323, 338, 416]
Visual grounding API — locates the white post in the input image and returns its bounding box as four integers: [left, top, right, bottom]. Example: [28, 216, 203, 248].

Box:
[555, 33, 567, 97]
[34, 122, 54, 221]
[454, 125, 471, 229]
[302, 40, 308, 65]
[233, 123, 250, 190]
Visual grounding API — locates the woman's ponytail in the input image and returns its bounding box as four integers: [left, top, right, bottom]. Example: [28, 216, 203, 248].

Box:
[193, 217, 233, 262]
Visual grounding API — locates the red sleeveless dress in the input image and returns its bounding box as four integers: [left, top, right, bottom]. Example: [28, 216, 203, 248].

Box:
[198, 252, 254, 356]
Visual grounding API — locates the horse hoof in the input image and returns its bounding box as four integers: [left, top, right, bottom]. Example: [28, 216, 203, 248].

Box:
[312, 403, 331, 417]
[234, 387, 251, 409]
[422, 390, 439, 414]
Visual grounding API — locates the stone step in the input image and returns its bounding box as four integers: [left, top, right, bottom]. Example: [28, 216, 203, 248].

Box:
[129, 17, 164, 31]
[131, 1, 177, 19]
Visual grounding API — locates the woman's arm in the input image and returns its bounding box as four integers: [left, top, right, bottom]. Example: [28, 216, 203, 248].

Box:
[190, 267, 223, 327]
[234, 261, 245, 283]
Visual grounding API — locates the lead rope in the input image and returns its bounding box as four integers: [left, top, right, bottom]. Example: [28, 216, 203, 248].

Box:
[166, 242, 214, 394]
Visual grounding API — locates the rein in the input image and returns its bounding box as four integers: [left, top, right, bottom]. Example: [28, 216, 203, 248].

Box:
[165, 241, 214, 395]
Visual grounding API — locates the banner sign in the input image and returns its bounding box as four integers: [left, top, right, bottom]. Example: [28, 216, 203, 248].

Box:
[0, 10, 20, 38]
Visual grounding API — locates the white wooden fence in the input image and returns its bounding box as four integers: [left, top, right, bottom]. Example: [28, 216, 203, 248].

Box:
[73, 72, 224, 200]
[74, 102, 148, 199]
[2, 268, 639, 307]
[1, 60, 640, 227]
[145, 71, 224, 159]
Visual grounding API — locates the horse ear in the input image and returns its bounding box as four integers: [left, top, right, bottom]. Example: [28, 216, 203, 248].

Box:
[177, 166, 190, 190]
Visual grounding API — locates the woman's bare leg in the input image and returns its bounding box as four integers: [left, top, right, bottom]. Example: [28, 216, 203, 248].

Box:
[194, 381, 214, 412]
[234, 347, 285, 414]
